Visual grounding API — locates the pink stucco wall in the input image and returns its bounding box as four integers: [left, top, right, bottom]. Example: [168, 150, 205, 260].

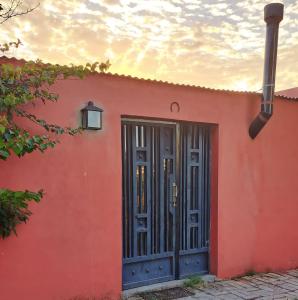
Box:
[1, 58, 298, 299]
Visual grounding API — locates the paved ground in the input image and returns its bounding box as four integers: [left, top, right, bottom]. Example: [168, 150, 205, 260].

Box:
[183, 269, 298, 300]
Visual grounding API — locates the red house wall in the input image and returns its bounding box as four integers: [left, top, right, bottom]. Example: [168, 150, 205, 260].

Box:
[1, 61, 298, 299]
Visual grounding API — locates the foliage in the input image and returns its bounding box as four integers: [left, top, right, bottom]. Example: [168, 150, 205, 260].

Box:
[0, 38, 21, 52]
[244, 270, 257, 277]
[0, 2, 111, 237]
[0, 188, 43, 238]
[0, 60, 110, 159]
[183, 275, 204, 288]
[0, 1, 39, 24]
[0, 59, 110, 238]
[232, 269, 258, 280]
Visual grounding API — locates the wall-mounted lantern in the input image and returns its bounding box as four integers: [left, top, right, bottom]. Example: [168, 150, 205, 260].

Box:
[81, 101, 103, 130]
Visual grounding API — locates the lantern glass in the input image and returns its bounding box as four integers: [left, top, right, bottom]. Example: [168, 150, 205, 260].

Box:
[81, 101, 103, 130]
[88, 110, 101, 129]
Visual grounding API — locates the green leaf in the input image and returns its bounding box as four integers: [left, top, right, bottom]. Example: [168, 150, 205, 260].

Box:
[0, 125, 5, 134]
[0, 149, 9, 159]
[12, 143, 23, 156]
[0, 188, 44, 238]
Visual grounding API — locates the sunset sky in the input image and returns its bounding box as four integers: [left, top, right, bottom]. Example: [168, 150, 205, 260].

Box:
[0, 0, 297, 91]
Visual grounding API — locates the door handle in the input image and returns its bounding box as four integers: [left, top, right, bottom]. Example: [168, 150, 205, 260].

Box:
[172, 182, 178, 207]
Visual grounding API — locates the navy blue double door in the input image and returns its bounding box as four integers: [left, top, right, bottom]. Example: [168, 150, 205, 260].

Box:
[122, 119, 211, 289]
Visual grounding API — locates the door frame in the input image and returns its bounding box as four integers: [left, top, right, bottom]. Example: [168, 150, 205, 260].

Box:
[121, 117, 218, 289]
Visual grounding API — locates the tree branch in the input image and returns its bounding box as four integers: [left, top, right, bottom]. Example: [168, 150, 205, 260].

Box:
[0, 1, 39, 24]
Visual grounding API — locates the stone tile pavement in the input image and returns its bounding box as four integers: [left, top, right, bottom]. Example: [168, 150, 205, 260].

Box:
[184, 269, 298, 300]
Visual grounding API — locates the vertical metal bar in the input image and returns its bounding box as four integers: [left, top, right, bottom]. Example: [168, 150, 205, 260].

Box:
[205, 128, 208, 247]
[127, 124, 133, 258]
[186, 125, 192, 250]
[131, 124, 138, 257]
[179, 125, 183, 252]
[182, 125, 187, 250]
[159, 127, 165, 253]
[199, 126, 204, 249]
[153, 126, 158, 254]
[165, 158, 169, 252]
[181, 125, 185, 251]
[170, 126, 175, 254]
[151, 127, 155, 254]
[181, 126, 184, 251]
[121, 124, 126, 258]
[146, 126, 152, 256]
[141, 126, 144, 147]
[206, 127, 211, 248]
[156, 127, 161, 254]
[175, 123, 180, 278]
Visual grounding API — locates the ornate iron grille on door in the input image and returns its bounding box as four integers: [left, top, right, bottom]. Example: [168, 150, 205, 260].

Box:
[122, 120, 210, 289]
[178, 124, 210, 278]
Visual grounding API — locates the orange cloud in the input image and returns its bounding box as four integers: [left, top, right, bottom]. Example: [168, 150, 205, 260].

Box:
[0, 0, 296, 91]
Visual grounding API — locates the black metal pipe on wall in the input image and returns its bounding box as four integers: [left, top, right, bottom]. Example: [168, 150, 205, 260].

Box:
[249, 3, 284, 139]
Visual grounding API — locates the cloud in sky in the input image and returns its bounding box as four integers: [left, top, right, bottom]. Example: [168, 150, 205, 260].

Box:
[0, 0, 297, 91]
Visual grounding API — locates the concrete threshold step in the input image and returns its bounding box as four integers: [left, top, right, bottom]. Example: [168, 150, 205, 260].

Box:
[122, 274, 216, 298]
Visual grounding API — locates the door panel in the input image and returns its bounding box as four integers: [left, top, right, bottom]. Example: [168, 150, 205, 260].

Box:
[122, 120, 210, 289]
[122, 122, 176, 290]
[178, 124, 210, 278]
